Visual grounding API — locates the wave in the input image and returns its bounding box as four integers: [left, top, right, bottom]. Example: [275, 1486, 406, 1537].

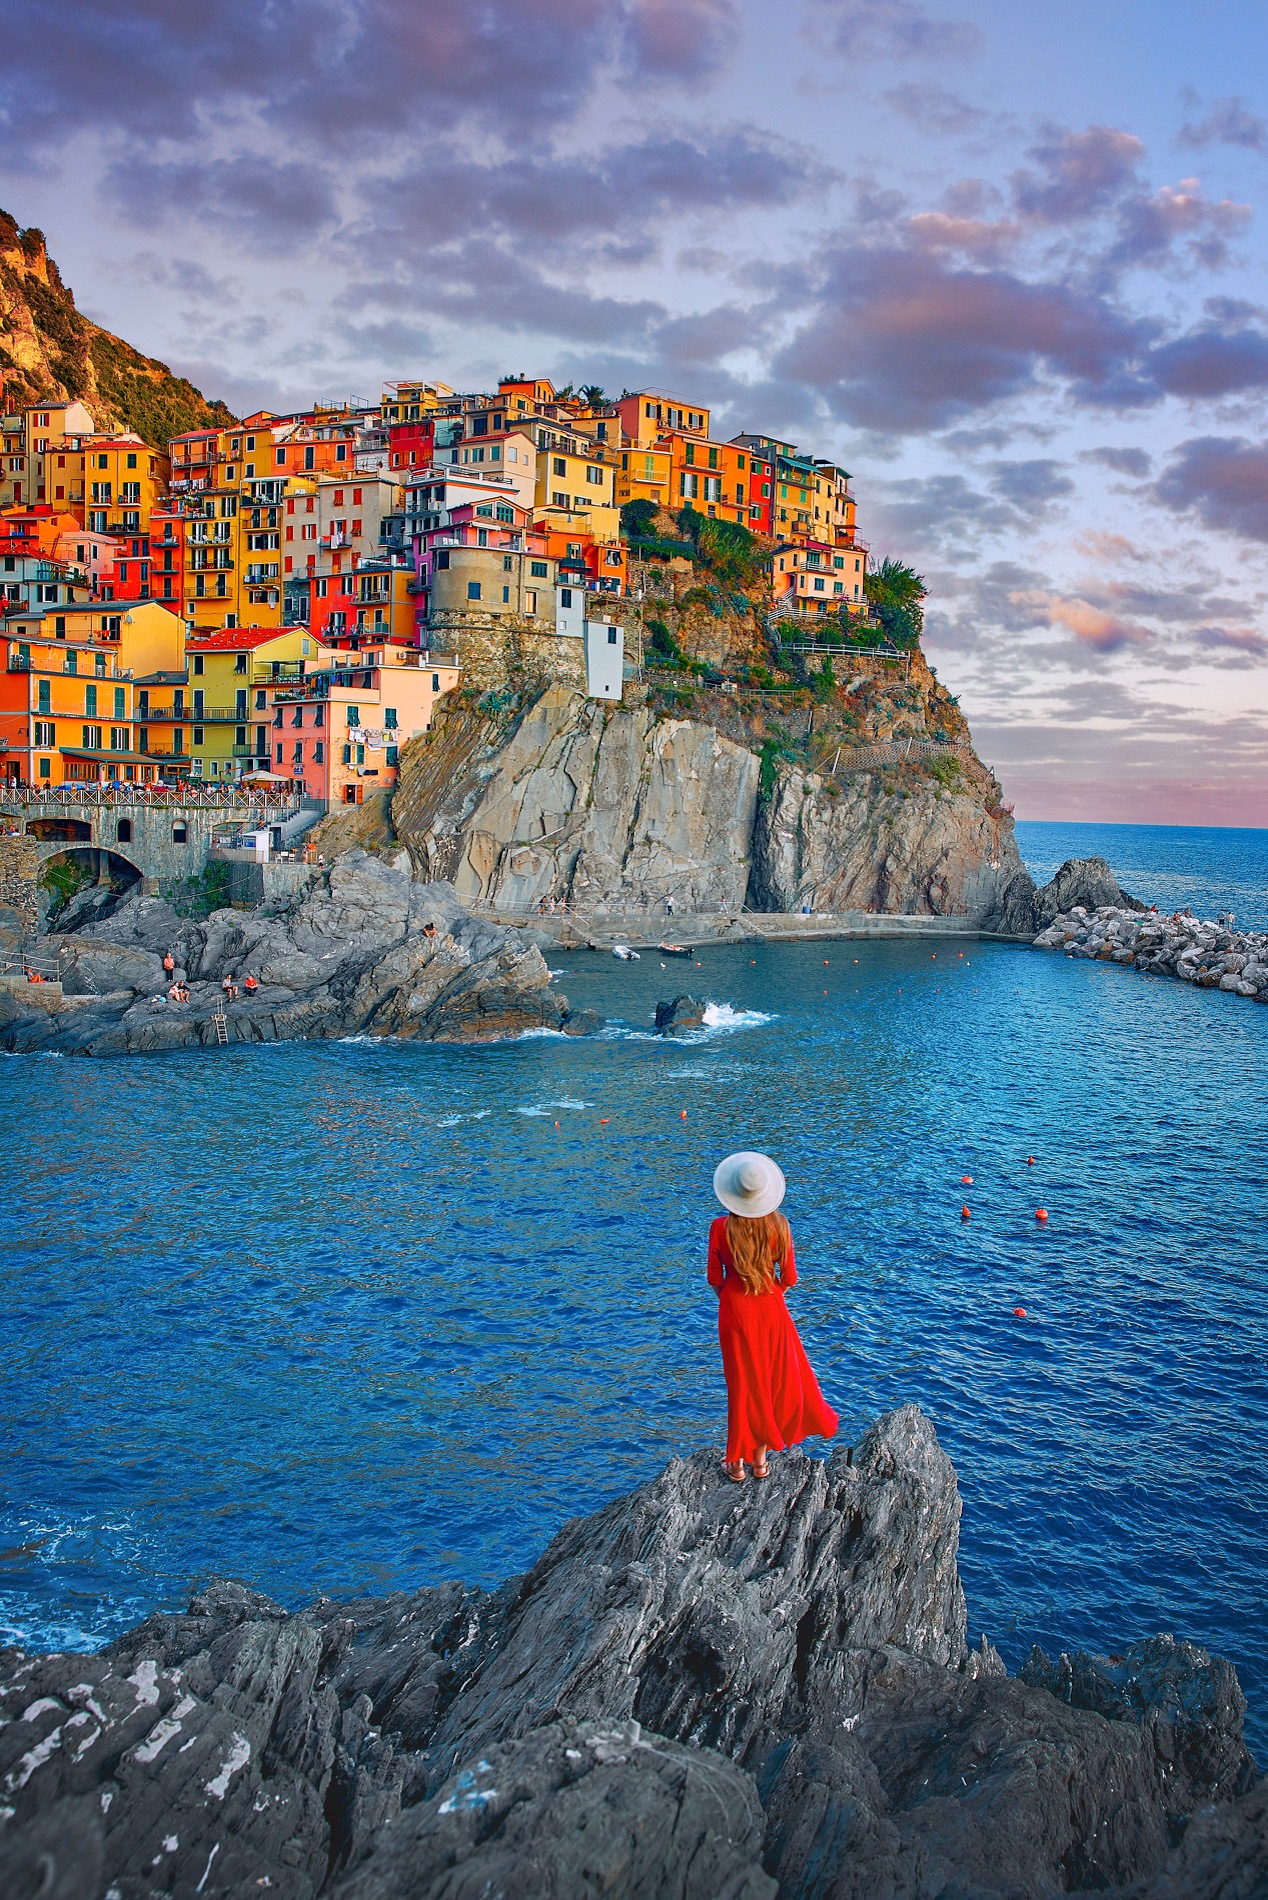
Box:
[702, 1002, 772, 1030]
[516, 1096, 593, 1116]
[436, 1109, 492, 1126]
[601, 1001, 773, 1043]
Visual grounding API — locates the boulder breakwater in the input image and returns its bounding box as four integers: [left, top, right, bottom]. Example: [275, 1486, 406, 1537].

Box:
[0, 1409, 1262, 1900]
[1035, 904, 1268, 1002]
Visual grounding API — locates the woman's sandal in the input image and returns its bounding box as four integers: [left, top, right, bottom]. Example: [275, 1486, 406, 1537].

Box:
[723, 1461, 746, 1484]
[751, 1458, 770, 1479]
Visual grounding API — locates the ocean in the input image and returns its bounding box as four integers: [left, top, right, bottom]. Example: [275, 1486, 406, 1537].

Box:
[1016, 819, 1268, 931]
[2, 823, 1265, 1755]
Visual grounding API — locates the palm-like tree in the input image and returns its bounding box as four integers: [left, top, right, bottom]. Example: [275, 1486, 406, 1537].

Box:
[865, 558, 927, 647]
[580, 383, 608, 408]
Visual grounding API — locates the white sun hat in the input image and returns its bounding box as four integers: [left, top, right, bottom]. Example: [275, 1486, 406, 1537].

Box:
[713, 1151, 786, 1218]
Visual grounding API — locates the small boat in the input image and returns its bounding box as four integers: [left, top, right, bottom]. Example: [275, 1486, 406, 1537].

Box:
[612, 944, 641, 960]
[658, 942, 692, 957]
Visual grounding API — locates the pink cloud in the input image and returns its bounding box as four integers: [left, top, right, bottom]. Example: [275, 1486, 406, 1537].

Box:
[1010, 590, 1152, 651]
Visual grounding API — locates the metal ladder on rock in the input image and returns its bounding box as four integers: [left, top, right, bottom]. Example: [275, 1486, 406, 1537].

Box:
[212, 1007, 229, 1045]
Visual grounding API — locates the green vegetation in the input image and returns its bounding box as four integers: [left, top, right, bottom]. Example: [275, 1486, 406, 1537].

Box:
[811, 656, 838, 703]
[89, 333, 235, 446]
[758, 738, 790, 799]
[865, 559, 928, 649]
[621, 498, 658, 538]
[579, 384, 607, 407]
[927, 754, 964, 792]
[159, 861, 232, 918]
[38, 855, 91, 911]
[674, 507, 767, 587]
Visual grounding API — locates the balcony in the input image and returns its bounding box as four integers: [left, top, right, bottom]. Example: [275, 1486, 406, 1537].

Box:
[135, 704, 185, 721]
[189, 706, 250, 722]
[8, 655, 30, 671]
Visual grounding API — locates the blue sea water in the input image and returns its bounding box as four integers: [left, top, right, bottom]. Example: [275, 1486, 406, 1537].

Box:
[2, 838, 1266, 1758]
[1017, 819, 1268, 931]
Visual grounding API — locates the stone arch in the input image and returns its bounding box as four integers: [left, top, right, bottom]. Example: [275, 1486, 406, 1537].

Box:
[26, 816, 93, 843]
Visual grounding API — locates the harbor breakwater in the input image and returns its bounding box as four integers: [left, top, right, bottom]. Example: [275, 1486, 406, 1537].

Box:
[0, 1407, 1262, 1900]
[1035, 905, 1268, 1002]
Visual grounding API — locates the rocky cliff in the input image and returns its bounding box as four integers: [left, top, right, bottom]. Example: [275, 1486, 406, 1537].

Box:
[0, 853, 593, 1056]
[392, 645, 1032, 922]
[0, 212, 234, 444]
[0, 1408, 1261, 1899]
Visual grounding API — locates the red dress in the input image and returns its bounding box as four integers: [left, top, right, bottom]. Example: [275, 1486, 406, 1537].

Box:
[707, 1216, 839, 1465]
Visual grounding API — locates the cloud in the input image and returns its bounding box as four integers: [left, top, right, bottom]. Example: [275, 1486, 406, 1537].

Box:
[883, 82, 988, 134]
[107, 155, 338, 245]
[0, 0, 738, 152]
[622, 0, 739, 79]
[1156, 436, 1268, 543]
[775, 243, 1155, 431]
[1148, 322, 1268, 398]
[988, 458, 1074, 515]
[804, 0, 980, 62]
[1011, 126, 1144, 224]
[1074, 531, 1144, 564]
[1178, 95, 1267, 153]
[1192, 624, 1268, 656]
[1010, 590, 1152, 651]
[1080, 445, 1151, 477]
[1105, 179, 1250, 274]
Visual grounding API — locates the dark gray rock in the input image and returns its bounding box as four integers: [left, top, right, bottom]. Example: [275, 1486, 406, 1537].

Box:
[0, 1409, 1258, 1900]
[654, 993, 707, 1032]
[990, 855, 1143, 935]
[334, 1719, 774, 1900]
[0, 853, 597, 1056]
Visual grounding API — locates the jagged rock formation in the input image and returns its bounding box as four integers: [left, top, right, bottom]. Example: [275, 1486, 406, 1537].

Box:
[0, 852, 593, 1055]
[392, 664, 1030, 921]
[991, 854, 1144, 936]
[1, 1408, 1260, 1899]
[1034, 902, 1268, 1002]
[0, 212, 234, 444]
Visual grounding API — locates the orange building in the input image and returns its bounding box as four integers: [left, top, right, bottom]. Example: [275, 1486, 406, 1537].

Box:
[267, 644, 459, 805]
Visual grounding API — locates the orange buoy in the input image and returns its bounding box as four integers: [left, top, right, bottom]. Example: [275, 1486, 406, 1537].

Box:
[554, 1121, 560, 1128]
[958, 952, 963, 958]
[824, 959, 829, 965]
[598, 1118, 610, 1124]
[961, 1175, 973, 1184]
[680, 1109, 688, 1120]
[1013, 1306, 1027, 1318]
[1027, 1156, 1036, 1166]
[1035, 1208, 1048, 1222]
[961, 1205, 971, 1219]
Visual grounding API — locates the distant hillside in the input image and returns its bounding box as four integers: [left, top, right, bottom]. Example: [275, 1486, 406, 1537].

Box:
[0, 211, 237, 445]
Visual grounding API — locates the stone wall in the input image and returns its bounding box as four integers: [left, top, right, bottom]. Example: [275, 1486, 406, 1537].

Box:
[0, 835, 40, 928]
[429, 605, 637, 697]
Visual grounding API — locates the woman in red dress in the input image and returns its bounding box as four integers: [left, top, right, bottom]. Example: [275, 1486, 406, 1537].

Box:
[707, 1151, 839, 1483]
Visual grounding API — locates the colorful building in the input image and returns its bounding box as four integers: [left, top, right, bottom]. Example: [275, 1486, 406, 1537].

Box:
[267, 645, 459, 804]
[185, 625, 332, 781]
[0, 599, 185, 785]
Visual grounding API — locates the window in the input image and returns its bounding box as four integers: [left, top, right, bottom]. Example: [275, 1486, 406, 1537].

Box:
[85, 684, 98, 716]
[502, 585, 510, 602]
[314, 741, 324, 762]
[34, 720, 55, 745]
[553, 457, 567, 476]
[292, 706, 304, 727]
[193, 655, 204, 675]
[277, 743, 284, 762]
[114, 687, 125, 718]
[54, 616, 66, 638]
[435, 550, 450, 570]
[235, 653, 247, 672]
[467, 581, 481, 600]
[193, 726, 205, 745]
[685, 443, 695, 465]
[607, 627, 618, 645]
[707, 447, 718, 469]
[531, 561, 548, 578]
[38, 756, 50, 779]
[293, 741, 303, 762]
[82, 724, 102, 749]
[833, 555, 844, 568]
[586, 465, 603, 485]
[314, 705, 323, 727]
[117, 819, 132, 843]
[346, 705, 360, 726]
[813, 578, 825, 591]
[737, 455, 746, 470]
[111, 727, 130, 751]
[560, 588, 573, 608]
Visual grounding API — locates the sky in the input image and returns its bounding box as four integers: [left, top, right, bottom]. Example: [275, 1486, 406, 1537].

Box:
[2, 0, 1267, 824]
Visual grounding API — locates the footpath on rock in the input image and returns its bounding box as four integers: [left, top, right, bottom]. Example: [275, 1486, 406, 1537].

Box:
[1, 1408, 1262, 1900]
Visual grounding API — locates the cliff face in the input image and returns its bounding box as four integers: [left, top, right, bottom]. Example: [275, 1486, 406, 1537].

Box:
[392, 642, 1027, 921]
[0, 212, 235, 444]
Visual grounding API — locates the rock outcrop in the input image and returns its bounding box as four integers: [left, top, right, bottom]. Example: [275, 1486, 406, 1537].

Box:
[0, 211, 234, 442]
[654, 993, 707, 1032]
[1034, 902, 1268, 1002]
[392, 673, 1031, 923]
[0, 853, 594, 1056]
[1, 1409, 1260, 1899]
[988, 855, 1143, 935]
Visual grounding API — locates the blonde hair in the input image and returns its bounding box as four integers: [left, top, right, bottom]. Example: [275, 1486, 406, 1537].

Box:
[725, 1210, 791, 1294]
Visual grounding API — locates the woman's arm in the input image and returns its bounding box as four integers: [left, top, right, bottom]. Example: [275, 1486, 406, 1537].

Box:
[707, 1219, 725, 1291]
[779, 1235, 798, 1289]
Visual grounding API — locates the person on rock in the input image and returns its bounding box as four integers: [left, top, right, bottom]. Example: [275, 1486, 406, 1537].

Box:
[707, 1152, 839, 1484]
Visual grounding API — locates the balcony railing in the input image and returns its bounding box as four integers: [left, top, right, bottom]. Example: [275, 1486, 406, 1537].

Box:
[189, 706, 251, 722]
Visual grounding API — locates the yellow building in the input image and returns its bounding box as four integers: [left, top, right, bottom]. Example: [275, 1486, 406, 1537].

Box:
[616, 443, 672, 513]
[82, 434, 170, 537]
[533, 438, 618, 543]
[186, 624, 332, 780]
[1, 399, 96, 510]
[0, 600, 185, 785]
[180, 475, 317, 631]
